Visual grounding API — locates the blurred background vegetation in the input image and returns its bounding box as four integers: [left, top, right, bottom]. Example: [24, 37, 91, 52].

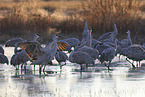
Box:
[0, 0, 145, 44]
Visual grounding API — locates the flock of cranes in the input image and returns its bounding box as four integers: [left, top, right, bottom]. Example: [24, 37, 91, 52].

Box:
[1, 20, 145, 75]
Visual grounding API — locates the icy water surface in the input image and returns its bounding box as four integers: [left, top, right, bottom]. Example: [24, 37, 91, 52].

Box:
[1, 47, 145, 97]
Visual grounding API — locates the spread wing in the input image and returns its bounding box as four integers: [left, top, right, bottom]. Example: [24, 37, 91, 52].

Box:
[57, 42, 69, 51]
[50, 41, 69, 51]
[18, 42, 44, 61]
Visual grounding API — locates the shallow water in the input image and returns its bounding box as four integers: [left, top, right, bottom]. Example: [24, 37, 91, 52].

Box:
[1, 47, 145, 97]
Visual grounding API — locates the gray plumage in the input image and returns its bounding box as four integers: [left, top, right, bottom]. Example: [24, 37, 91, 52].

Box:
[95, 42, 113, 55]
[5, 38, 23, 47]
[101, 32, 116, 44]
[30, 34, 58, 75]
[120, 44, 145, 67]
[69, 51, 95, 71]
[120, 45, 145, 61]
[84, 28, 93, 47]
[19, 34, 69, 75]
[10, 43, 30, 70]
[82, 19, 89, 42]
[63, 37, 80, 52]
[98, 23, 118, 41]
[5, 33, 40, 47]
[91, 39, 101, 48]
[99, 40, 117, 70]
[63, 38, 80, 48]
[76, 46, 99, 60]
[0, 46, 4, 55]
[55, 51, 68, 69]
[117, 30, 132, 48]
[141, 43, 145, 49]
[96, 33, 116, 55]
[0, 53, 9, 65]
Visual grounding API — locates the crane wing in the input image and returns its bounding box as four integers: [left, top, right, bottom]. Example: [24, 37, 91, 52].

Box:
[50, 41, 69, 51]
[5, 38, 24, 47]
[18, 42, 44, 61]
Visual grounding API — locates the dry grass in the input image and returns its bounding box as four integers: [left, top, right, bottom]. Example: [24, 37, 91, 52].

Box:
[0, 0, 145, 44]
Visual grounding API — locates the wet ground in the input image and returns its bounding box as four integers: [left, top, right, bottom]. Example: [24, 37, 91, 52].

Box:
[1, 47, 145, 97]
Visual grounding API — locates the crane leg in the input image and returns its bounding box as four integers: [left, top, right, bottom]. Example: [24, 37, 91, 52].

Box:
[85, 64, 88, 71]
[105, 62, 110, 71]
[24, 63, 27, 74]
[138, 61, 140, 67]
[118, 54, 120, 62]
[16, 65, 19, 70]
[21, 64, 23, 71]
[39, 65, 43, 75]
[60, 62, 66, 70]
[43, 65, 46, 75]
[80, 64, 83, 72]
[126, 58, 135, 68]
[34, 65, 35, 72]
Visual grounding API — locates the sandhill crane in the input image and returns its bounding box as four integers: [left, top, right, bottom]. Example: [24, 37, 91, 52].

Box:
[0, 46, 4, 55]
[0, 53, 9, 65]
[99, 39, 118, 70]
[56, 38, 78, 53]
[95, 33, 116, 55]
[98, 23, 118, 42]
[85, 28, 92, 47]
[9, 33, 40, 71]
[55, 51, 68, 69]
[62, 37, 80, 53]
[74, 28, 99, 60]
[69, 51, 95, 72]
[5, 38, 24, 47]
[91, 39, 101, 48]
[117, 30, 132, 48]
[5, 33, 40, 47]
[82, 19, 89, 42]
[76, 46, 99, 60]
[18, 34, 69, 75]
[10, 43, 30, 71]
[120, 44, 145, 68]
[0, 46, 8, 65]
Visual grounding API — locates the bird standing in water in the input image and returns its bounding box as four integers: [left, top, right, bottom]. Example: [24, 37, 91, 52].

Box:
[18, 34, 69, 75]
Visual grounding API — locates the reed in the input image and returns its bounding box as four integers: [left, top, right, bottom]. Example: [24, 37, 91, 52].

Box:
[0, 0, 144, 44]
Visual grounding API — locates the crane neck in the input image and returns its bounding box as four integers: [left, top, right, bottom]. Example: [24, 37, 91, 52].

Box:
[86, 29, 92, 47]
[115, 39, 118, 51]
[33, 34, 39, 42]
[113, 23, 118, 36]
[82, 20, 89, 42]
[14, 44, 18, 53]
[127, 32, 132, 45]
